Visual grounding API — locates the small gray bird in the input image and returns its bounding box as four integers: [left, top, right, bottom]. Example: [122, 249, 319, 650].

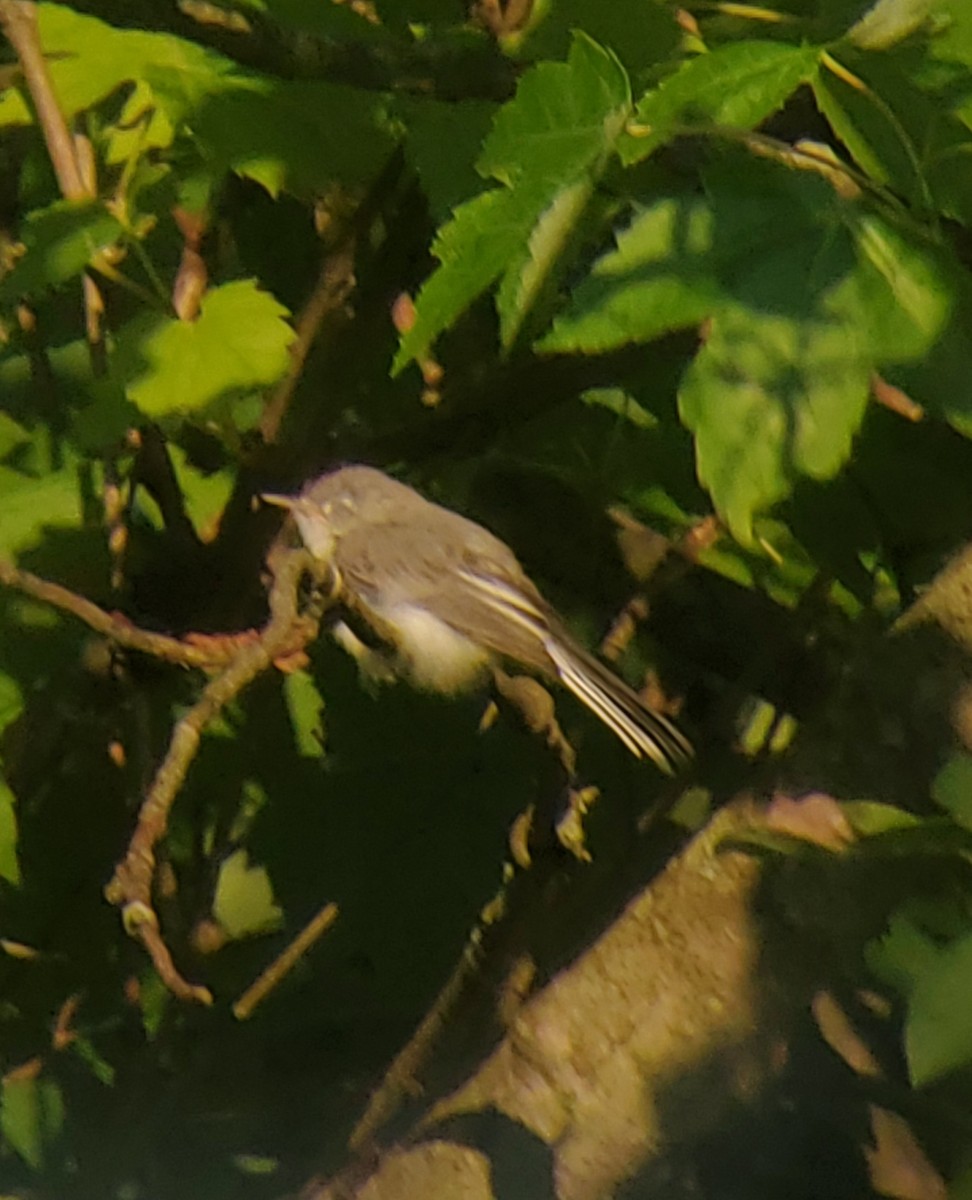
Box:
[263, 465, 692, 773]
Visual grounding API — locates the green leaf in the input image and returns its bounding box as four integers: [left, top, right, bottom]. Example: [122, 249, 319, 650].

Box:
[580, 387, 657, 429]
[0, 772, 20, 886]
[71, 1035, 115, 1086]
[400, 98, 499, 221]
[212, 849, 283, 941]
[0, 672, 24, 736]
[931, 753, 972, 830]
[393, 184, 545, 370]
[166, 445, 234, 542]
[866, 912, 942, 997]
[137, 969, 170, 1041]
[156, 73, 395, 198]
[394, 33, 631, 370]
[478, 32, 630, 187]
[0, 461, 87, 558]
[847, 0, 938, 51]
[507, 0, 681, 75]
[812, 63, 933, 211]
[0, 3, 233, 126]
[906, 930, 972, 1085]
[841, 800, 922, 835]
[619, 41, 822, 165]
[679, 301, 870, 544]
[495, 175, 594, 349]
[538, 194, 721, 352]
[0, 199, 123, 303]
[114, 280, 294, 417]
[1, 1075, 64, 1169]
[283, 670, 326, 759]
[847, 212, 953, 362]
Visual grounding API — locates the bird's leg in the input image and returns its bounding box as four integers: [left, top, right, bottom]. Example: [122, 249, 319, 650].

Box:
[489, 668, 597, 863]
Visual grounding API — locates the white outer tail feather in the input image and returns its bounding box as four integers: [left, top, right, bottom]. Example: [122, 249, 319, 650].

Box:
[458, 568, 691, 773]
[545, 639, 690, 774]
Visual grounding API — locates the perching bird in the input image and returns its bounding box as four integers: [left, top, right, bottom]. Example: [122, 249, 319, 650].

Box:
[263, 465, 692, 773]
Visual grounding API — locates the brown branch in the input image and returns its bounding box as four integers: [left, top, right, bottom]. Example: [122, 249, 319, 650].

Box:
[104, 545, 332, 1003]
[348, 888, 496, 1153]
[259, 234, 358, 444]
[0, 559, 240, 670]
[232, 901, 340, 1020]
[258, 147, 406, 445]
[0, 1, 86, 199]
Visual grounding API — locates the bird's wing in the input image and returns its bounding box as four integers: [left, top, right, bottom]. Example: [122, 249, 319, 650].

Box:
[334, 517, 556, 672]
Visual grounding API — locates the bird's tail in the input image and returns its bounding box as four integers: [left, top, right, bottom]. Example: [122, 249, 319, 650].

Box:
[544, 638, 693, 774]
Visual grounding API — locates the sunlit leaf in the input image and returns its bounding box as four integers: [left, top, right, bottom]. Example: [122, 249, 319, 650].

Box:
[213, 849, 284, 941]
[114, 280, 294, 417]
[0, 200, 123, 303]
[394, 33, 631, 370]
[0, 3, 233, 126]
[619, 41, 822, 165]
[283, 670, 326, 759]
[538, 193, 721, 352]
[679, 302, 870, 544]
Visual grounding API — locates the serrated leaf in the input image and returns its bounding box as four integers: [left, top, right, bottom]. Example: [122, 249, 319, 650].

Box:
[680, 302, 870, 544]
[393, 184, 545, 371]
[620, 41, 822, 165]
[538, 194, 721, 352]
[0, 200, 123, 303]
[906, 930, 972, 1085]
[283, 670, 326, 759]
[866, 912, 942, 997]
[1, 1075, 64, 1169]
[213, 849, 283, 941]
[114, 280, 294, 417]
[479, 32, 630, 186]
[496, 176, 593, 348]
[394, 33, 632, 371]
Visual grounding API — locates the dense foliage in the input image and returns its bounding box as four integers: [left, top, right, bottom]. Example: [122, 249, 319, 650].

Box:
[2, 0, 972, 1196]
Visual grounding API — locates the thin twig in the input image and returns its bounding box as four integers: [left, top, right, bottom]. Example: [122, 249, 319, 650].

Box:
[233, 902, 340, 1020]
[348, 898, 493, 1152]
[104, 546, 332, 1003]
[0, 560, 238, 670]
[258, 147, 405, 444]
[0, 1, 85, 199]
[259, 235, 357, 443]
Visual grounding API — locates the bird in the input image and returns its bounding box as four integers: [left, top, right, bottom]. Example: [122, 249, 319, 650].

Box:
[263, 465, 692, 773]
